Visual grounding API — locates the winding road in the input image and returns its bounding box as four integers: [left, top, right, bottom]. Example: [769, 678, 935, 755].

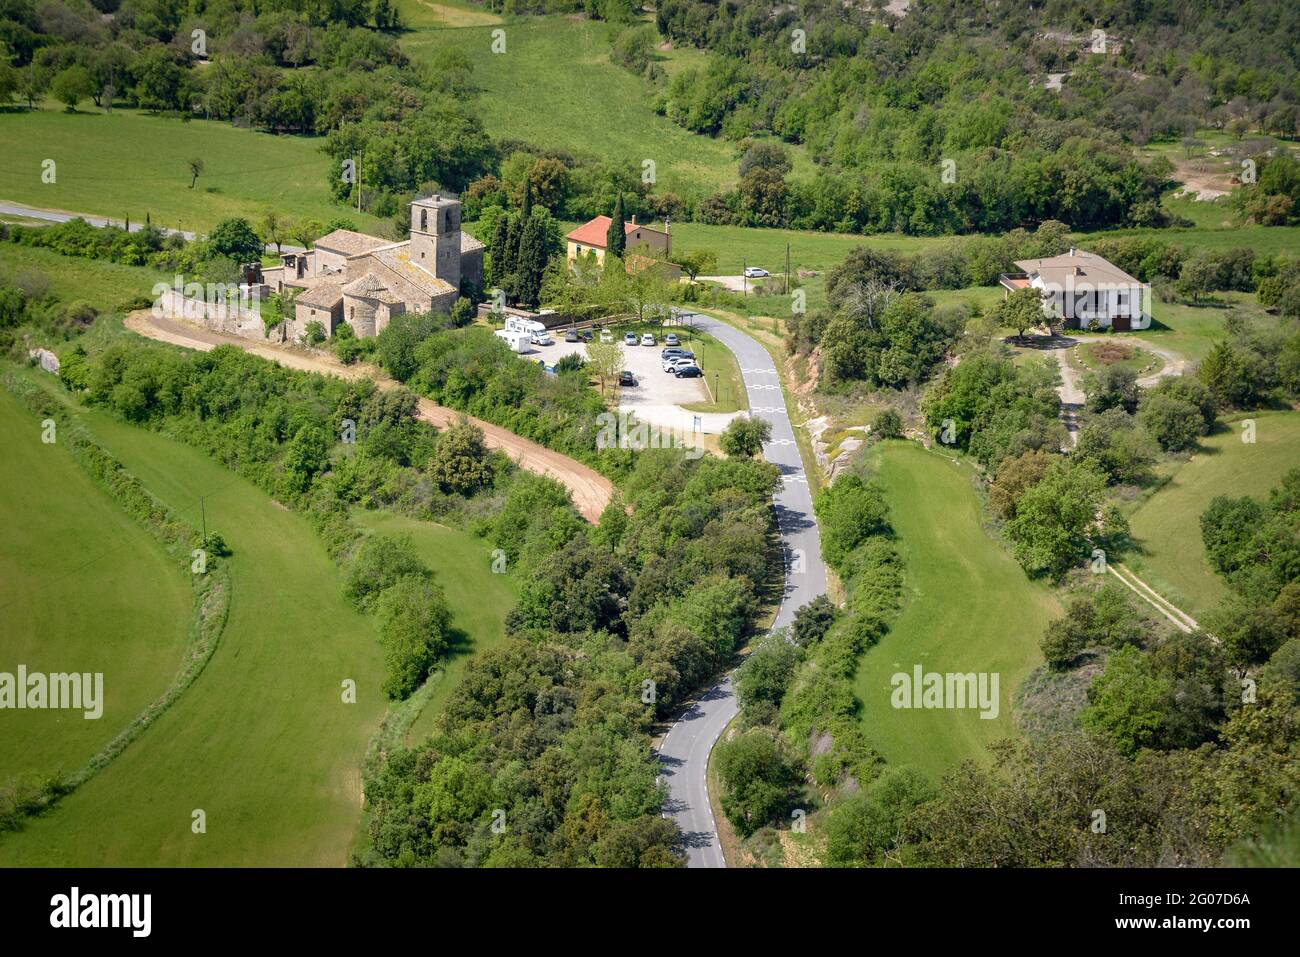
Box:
[656, 312, 828, 868]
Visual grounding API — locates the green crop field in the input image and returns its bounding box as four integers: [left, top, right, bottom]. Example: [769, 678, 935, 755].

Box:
[0, 106, 384, 236]
[0, 390, 192, 785]
[1124, 411, 1300, 621]
[353, 510, 517, 744]
[0, 405, 386, 866]
[852, 441, 1060, 778]
[399, 16, 814, 199]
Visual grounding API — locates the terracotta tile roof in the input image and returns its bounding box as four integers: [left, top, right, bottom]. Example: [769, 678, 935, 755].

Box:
[295, 281, 343, 309]
[314, 229, 389, 257]
[564, 215, 657, 249]
[372, 246, 456, 298]
[1014, 249, 1143, 288]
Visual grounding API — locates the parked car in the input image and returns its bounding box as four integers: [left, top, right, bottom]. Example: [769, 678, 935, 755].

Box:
[599, 329, 613, 343]
[674, 365, 703, 378]
[531, 332, 553, 346]
[663, 355, 696, 373]
[640, 333, 656, 346]
[624, 332, 639, 346]
[661, 347, 688, 358]
[564, 329, 580, 343]
[744, 266, 769, 278]
[580, 330, 593, 342]
[618, 370, 636, 387]
[664, 333, 680, 346]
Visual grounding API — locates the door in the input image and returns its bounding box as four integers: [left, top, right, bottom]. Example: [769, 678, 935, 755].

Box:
[1112, 313, 1131, 332]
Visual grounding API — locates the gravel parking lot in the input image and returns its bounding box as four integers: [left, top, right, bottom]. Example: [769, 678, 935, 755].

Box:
[523, 335, 734, 432]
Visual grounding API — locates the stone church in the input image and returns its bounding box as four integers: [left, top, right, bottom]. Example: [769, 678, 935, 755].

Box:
[262, 195, 483, 340]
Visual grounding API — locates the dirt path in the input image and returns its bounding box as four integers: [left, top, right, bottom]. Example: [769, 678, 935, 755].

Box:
[125, 311, 613, 522]
[1015, 333, 1187, 448]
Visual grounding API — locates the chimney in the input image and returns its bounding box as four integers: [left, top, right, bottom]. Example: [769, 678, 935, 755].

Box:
[1068, 246, 1076, 256]
[630, 214, 637, 226]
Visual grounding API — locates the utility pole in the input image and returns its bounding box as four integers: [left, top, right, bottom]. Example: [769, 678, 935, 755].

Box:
[785, 243, 791, 295]
[200, 495, 207, 542]
[742, 259, 747, 298]
[357, 150, 362, 214]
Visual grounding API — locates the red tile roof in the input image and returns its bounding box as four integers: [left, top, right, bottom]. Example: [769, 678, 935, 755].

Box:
[565, 215, 644, 249]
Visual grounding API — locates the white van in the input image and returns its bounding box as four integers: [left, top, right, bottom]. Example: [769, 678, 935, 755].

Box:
[503, 315, 552, 346]
[494, 329, 531, 353]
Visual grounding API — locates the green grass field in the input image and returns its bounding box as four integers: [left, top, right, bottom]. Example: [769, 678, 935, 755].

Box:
[0, 106, 384, 236]
[395, 0, 502, 28]
[852, 441, 1060, 778]
[1124, 411, 1300, 621]
[0, 391, 192, 785]
[0, 406, 387, 866]
[399, 16, 802, 199]
[0, 243, 168, 311]
[352, 510, 517, 744]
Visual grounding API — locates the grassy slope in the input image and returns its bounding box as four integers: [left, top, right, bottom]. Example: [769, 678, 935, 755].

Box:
[1125, 411, 1300, 620]
[0, 391, 191, 783]
[352, 510, 517, 744]
[0, 106, 385, 235]
[0, 408, 386, 866]
[0, 243, 169, 309]
[399, 16, 802, 198]
[852, 441, 1059, 778]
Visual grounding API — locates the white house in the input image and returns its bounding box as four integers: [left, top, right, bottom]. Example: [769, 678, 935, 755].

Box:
[1000, 247, 1151, 331]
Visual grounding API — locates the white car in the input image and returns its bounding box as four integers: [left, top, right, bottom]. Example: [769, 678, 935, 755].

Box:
[663, 357, 698, 373]
[599, 329, 613, 343]
[640, 333, 656, 346]
[531, 332, 553, 346]
[743, 266, 769, 278]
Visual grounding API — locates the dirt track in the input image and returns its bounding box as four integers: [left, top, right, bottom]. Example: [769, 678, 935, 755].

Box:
[124, 311, 613, 522]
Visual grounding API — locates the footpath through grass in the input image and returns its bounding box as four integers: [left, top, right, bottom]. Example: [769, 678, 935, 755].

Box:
[1125, 410, 1300, 621]
[851, 441, 1059, 779]
[0, 390, 191, 784]
[352, 510, 517, 744]
[0, 407, 386, 866]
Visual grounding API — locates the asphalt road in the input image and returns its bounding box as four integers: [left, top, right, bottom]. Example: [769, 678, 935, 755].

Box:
[657, 312, 828, 868]
[0, 199, 305, 253]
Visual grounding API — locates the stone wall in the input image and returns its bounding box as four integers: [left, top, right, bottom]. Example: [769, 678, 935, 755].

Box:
[158, 288, 286, 343]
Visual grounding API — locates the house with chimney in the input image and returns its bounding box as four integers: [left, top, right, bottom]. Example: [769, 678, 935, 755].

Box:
[565, 214, 682, 280]
[999, 247, 1151, 331]
[262, 194, 484, 340]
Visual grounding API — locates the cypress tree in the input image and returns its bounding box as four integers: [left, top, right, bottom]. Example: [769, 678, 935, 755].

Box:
[517, 215, 547, 308]
[489, 214, 511, 289]
[606, 194, 626, 258]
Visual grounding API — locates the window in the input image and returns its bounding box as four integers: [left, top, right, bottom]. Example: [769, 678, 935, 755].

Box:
[420, 209, 428, 231]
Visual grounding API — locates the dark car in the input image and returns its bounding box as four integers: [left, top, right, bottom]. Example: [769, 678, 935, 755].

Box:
[618, 370, 636, 387]
[674, 365, 703, 378]
[580, 330, 593, 342]
[564, 329, 580, 343]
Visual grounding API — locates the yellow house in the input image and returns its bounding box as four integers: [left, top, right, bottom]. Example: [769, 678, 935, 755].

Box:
[566, 214, 671, 265]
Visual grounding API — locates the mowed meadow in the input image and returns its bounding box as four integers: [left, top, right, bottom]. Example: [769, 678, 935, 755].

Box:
[0, 106, 386, 235]
[0, 390, 192, 783]
[0, 400, 387, 866]
[1125, 410, 1300, 621]
[353, 510, 517, 745]
[851, 441, 1060, 778]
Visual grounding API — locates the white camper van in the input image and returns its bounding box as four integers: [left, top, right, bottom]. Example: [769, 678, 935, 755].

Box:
[504, 315, 552, 345]
[494, 329, 531, 353]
